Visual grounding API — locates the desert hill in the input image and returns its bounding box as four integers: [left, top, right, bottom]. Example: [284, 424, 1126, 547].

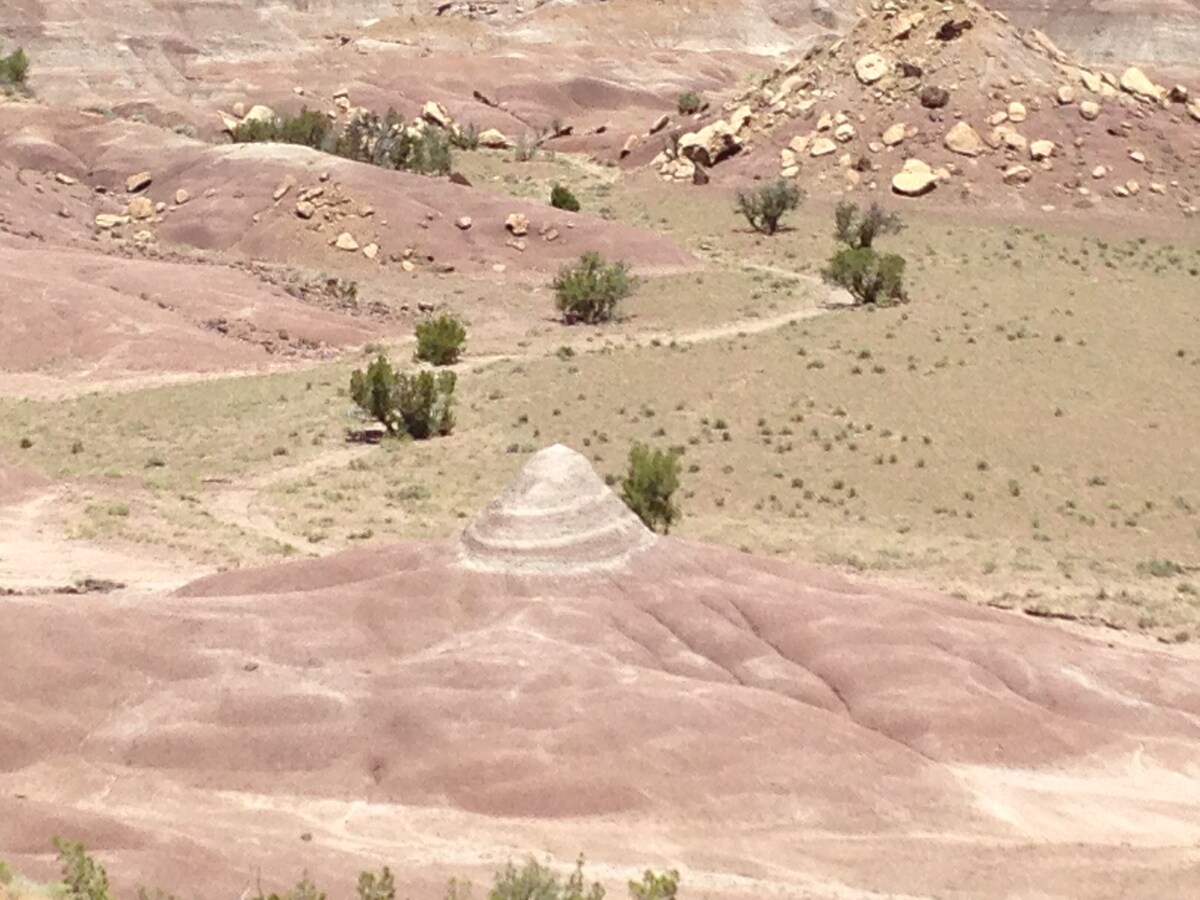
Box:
[1, 447, 1198, 898]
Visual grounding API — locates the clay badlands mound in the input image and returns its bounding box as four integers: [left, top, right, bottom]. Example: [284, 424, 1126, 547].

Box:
[2, 446, 1199, 898]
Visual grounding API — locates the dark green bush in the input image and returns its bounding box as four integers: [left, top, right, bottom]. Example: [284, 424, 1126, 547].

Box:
[833, 201, 904, 249]
[676, 91, 703, 115]
[823, 246, 907, 306]
[231, 108, 331, 150]
[621, 443, 681, 534]
[251, 874, 325, 900]
[415, 314, 468, 366]
[356, 867, 396, 900]
[550, 184, 582, 212]
[823, 202, 908, 305]
[735, 179, 801, 235]
[554, 252, 632, 324]
[0, 47, 29, 86]
[349, 355, 456, 439]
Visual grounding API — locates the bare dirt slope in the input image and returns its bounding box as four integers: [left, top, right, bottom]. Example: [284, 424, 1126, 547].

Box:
[2, 448, 1198, 898]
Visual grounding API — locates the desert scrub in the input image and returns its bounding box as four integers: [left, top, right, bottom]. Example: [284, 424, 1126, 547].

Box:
[231, 108, 332, 149]
[551, 184, 582, 212]
[677, 91, 703, 114]
[415, 314, 467, 366]
[823, 202, 908, 305]
[349, 355, 456, 439]
[554, 252, 632, 324]
[55, 837, 112, 900]
[0, 47, 29, 88]
[621, 442, 682, 533]
[735, 179, 802, 235]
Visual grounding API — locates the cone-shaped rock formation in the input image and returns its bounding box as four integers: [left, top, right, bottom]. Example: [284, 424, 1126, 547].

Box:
[459, 444, 657, 574]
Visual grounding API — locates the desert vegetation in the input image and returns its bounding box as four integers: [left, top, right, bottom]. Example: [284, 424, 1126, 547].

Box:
[676, 91, 703, 115]
[553, 252, 633, 324]
[823, 202, 908, 306]
[350, 355, 457, 439]
[415, 314, 468, 366]
[550, 184, 582, 212]
[232, 108, 453, 175]
[621, 443, 682, 533]
[0, 46, 29, 88]
[735, 180, 802, 235]
[3, 843, 680, 900]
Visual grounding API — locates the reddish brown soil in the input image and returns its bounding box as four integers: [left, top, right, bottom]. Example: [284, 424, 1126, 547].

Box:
[1, 451, 1199, 897]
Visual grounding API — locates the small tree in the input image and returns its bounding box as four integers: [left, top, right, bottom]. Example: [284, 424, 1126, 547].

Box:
[833, 201, 903, 249]
[415, 314, 467, 366]
[677, 91, 703, 115]
[823, 202, 908, 306]
[550, 184, 582, 212]
[54, 838, 112, 900]
[554, 252, 632, 324]
[489, 856, 603, 900]
[735, 179, 801, 235]
[349, 355, 456, 439]
[823, 246, 907, 306]
[628, 870, 679, 900]
[621, 443, 681, 534]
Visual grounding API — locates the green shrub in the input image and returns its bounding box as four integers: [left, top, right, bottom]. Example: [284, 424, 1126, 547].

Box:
[349, 355, 456, 439]
[833, 201, 904, 249]
[823, 246, 907, 306]
[54, 837, 112, 900]
[628, 870, 680, 900]
[0, 47, 29, 86]
[735, 179, 801, 235]
[357, 867, 396, 900]
[621, 443, 681, 534]
[251, 874, 325, 900]
[489, 856, 604, 900]
[415, 314, 467, 365]
[452, 121, 481, 150]
[231, 108, 331, 150]
[0, 860, 13, 886]
[676, 91, 703, 115]
[823, 202, 908, 306]
[554, 252, 632, 324]
[550, 184, 582, 212]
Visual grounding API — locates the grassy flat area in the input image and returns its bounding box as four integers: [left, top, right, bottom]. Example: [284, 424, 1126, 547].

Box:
[2, 152, 1199, 636]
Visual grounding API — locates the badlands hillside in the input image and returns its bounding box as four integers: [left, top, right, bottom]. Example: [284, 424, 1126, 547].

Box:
[2, 0, 1200, 898]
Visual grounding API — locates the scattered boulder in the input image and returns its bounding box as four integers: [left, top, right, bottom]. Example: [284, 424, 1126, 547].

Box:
[273, 176, 296, 201]
[125, 172, 152, 193]
[127, 197, 155, 219]
[1057, 85, 1076, 105]
[505, 213, 529, 236]
[1079, 100, 1101, 121]
[95, 213, 130, 229]
[620, 135, 639, 158]
[678, 121, 741, 167]
[810, 138, 838, 157]
[477, 128, 511, 149]
[1003, 164, 1033, 185]
[1119, 67, 1165, 103]
[456, 216, 473, 230]
[834, 122, 856, 143]
[362, 243, 379, 260]
[935, 19, 973, 41]
[1092, 165, 1107, 179]
[855, 53, 888, 85]
[890, 13, 924, 41]
[1080, 70, 1103, 94]
[891, 158, 939, 196]
[729, 105, 754, 132]
[1187, 101, 1200, 123]
[335, 232, 360, 251]
[1007, 101, 1027, 123]
[944, 121, 984, 156]
[649, 114, 670, 135]
[920, 86, 950, 109]
[882, 123, 908, 146]
[422, 101, 452, 128]
[1129, 149, 1146, 164]
[174, 189, 190, 206]
[295, 201, 316, 220]
[1029, 140, 1055, 160]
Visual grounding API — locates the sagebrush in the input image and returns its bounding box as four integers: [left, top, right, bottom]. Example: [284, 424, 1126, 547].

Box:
[0, 47, 29, 87]
[676, 91, 703, 115]
[735, 180, 801, 235]
[554, 252, 632, 324]
[551, 184, 582, 212]
[415, 314, 468, 366]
